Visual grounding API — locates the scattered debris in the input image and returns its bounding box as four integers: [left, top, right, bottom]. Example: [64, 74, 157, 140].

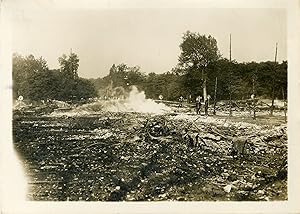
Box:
[13, 104, 287, 201]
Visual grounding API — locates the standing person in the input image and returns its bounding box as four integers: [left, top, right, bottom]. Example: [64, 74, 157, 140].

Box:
[179, 96, 184, 107]
[188, 94, 192, 103]
[195, 95, 202, 114]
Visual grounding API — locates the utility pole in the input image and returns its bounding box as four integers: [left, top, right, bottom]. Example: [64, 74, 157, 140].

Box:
[274, 42, 278, 63]
[229, 33, 233, 117]
[270, 42, 278, 116]
[229, 33, 232, 62]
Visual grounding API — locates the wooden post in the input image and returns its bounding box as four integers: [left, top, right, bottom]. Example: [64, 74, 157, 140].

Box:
[270, 42, 278, 116]
[213, 77, 218, 115]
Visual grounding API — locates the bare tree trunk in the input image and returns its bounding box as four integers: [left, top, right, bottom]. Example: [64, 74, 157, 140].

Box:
[213, 77, 218, 115]
[201, 68, 207, 101]
[203, 78, 207, 101]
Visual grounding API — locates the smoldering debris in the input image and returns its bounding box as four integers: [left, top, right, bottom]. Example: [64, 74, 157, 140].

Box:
[14, 109, 287, 201]
[46, 86, 171, 117]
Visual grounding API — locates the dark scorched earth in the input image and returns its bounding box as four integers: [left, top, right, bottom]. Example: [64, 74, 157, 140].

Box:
[13, 107, 287, 201]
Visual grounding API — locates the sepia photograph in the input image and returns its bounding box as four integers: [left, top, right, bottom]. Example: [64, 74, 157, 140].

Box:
[1, 0, 300, 213]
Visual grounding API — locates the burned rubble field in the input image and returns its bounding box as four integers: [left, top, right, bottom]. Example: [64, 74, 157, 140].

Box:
[13, 109, 287, 201]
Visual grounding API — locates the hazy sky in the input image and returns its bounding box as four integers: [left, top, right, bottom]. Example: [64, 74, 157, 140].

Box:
[12, 7, 286, 78]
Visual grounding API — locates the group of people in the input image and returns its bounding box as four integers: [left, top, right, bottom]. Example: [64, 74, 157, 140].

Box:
[178, 95, 210, 115]
[195, 95, 210, 115]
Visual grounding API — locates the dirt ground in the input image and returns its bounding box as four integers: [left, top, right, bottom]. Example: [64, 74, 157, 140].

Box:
[13, 103, 287, 201]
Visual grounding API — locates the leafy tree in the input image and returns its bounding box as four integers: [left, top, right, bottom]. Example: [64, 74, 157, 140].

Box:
[91, 59, 287, 104]
[13, 53, 97, 101]
[206, 58, 232, 100]
[106, 63, 144, 90]
[230, 61, 257, 100]
[12, 53, 49, 99]
[178, 31, 220, 100]
[143, 73, 165, 99]
[58, 52, 80, 79]
[72, 78, 98, 100]
[276, 61, 288, 99]
[142, 72, 185, 101]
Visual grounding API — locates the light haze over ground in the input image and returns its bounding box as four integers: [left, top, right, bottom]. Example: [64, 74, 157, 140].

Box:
[12, 6, 286, 78]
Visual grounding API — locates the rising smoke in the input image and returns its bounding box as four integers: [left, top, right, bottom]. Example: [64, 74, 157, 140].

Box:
[111, 86, 170, 113]
[50, 86, 171, 117]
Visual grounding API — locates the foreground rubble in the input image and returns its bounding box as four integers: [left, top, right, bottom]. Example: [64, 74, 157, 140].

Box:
[13, 108, 287, 201]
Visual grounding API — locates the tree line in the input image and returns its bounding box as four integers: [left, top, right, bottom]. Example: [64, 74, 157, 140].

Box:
[90, 59, 287, 102]
[91, 31, 287, 103]
[13, 31, 287, 103]
[13, 52, 97, 101]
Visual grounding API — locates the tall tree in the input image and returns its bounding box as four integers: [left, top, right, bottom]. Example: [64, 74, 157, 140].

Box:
[12, 53, 49, 99]
[108, 63, 143, 89]
[58, 52, 80, 79]
[13, 53, 97, 101]
[207, 58, 235, 100]
[178, 31, 220, 100]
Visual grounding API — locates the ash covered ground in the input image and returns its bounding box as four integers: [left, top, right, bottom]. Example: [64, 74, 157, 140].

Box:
[13, 98, 287, 201]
